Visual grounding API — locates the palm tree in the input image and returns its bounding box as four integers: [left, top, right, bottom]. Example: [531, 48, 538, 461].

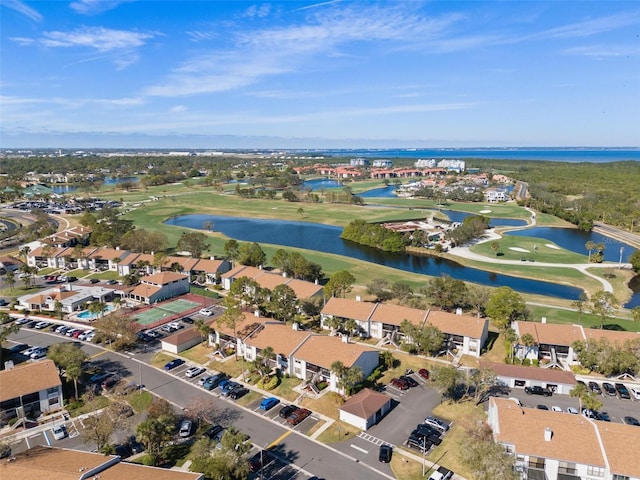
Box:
[343, 318, 358, 339]
[344, 366, 364, 395]
[504, 328, 517, 361]
[5, 270, 15, 291]
[194, 319, 212, 344]
[585, 241, 595, 262]
[519, 333, 536, 362]
[570, 383, 589, 412]
[256, 346, 275, 383]
[491, 241, 500, 257]
[330, 360, 347, 392]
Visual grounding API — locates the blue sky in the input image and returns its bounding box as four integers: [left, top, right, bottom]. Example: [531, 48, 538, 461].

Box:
[1, 0, 639, 148]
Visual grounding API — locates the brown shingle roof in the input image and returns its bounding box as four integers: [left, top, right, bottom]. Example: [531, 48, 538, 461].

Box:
[131, 283, 162, 297]
[321, 297, 376, 321]
[283, 278, 323, 299]
[293, 335, 377, 370]
[0, 360, 61, 403]
[480, 360, 577, 385]
[243, 322, 310, 357]
[369, 303, 428, 327]
[583, 328, 640, 346]
[214, 311, 261, 338]
[597, 420, 640, 477]
[98, 462, 203, 480]
[426, 310, 487, 339]
[514, 321, 585, 347]
[142, 271, 188, 285]
[162, 320, 215, 346]
[221, 265, 263, 279]
[89, 247, 127, 260]
[339, 388, 391, 419]
[192, 258, 226, 273]
[490, 397, 605, 467]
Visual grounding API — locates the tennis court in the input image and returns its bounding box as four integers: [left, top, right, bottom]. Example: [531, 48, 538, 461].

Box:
[134, 298, 201, 326]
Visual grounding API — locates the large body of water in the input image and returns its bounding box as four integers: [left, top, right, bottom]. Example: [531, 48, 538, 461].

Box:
[164, 214, 583, 301]
[52, 176, 138, 194]
[316, 148, 640, 162]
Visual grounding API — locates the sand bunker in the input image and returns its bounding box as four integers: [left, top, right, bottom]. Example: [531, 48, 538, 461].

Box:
[509, 247, 530, 253]
[479, 209, 492, 214]
[545, 243, 561, 250]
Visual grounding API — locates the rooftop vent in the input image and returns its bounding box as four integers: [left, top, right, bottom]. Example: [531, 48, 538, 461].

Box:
[544, 427, 553, 442]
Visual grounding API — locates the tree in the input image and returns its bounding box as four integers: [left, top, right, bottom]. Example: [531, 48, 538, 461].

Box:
[189, 438, 250, 480]
[391, 281, 413, 302]
[218, 426, 252, 459]
[185, 397, 218, 430]
[344, 366, 364, 395]
[5, 270, 15, 291]
[423, 275, 468, 312]
[193, 319, 211, 343]
[47, 342, 87, 399]
[255, 346, 275, 383]
[366, 278, 393, 302]
[504, 328, 518, 361]
[468, 285, 490, 317]
[267, 284, 297, 323]
[93, 310, 138, 350]
[459, 421, 518, 480]
[177, 232, 209, 258]
[88, 301, 107, 319]
[237, 242, 266, 267]
[588, 290, 620, 329]
[570, 382, 589, 411]
[631, 249, 640, 273]
[136, 415, 176, 466]
[571, 292, 588, 321]
[0, 319, 20, 366]
[469, 368, 498, 404]
[224, 239, 240, 266]
[217, 297, 244, 359]
[401, 320, 444, 356]
[324, 270, 355, 298]
[485, 287, 526, 331]
[343, 318, 358, 338]
[430, 365, 463, 401]
[632, 306, 640, 322]
[585, 240, 595, 262]
[80, 409, 119, 452]
[330, 360, 347, 392]
[519, 333, 536, 361]
[491, 241, 500, 257]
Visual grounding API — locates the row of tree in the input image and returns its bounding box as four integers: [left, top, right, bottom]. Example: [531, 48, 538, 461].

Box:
[340, 219, 407, 253]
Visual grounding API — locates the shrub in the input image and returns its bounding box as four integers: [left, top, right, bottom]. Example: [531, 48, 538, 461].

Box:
[316, 381, 328, 391]
[504, 356, 512, 364]
[532, 359, 539, 367]
[258, 375, 280, 390]
[522, 359, 531, 366]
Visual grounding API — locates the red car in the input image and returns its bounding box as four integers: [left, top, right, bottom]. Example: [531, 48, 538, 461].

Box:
[286, 408, 311, 426]
[390, 378, 409, 390]
[418, 368, 430, 380]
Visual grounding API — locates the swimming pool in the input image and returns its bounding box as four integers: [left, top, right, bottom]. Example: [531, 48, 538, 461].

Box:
[76, 305, 114, 320]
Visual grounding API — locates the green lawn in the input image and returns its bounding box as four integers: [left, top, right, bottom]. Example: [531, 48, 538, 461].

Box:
[527, 305, 640, 332]
[470, 234, 586, 263]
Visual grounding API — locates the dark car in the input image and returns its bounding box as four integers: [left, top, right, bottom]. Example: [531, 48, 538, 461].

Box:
[127, 436, 144, 454]
[204, 425, 225, 441]
[89, 278, 100, 284]
[279, 405, 297, 419]
[623, 416, 640, 426]
[90, 371, 116, 384]
[407, 435, 432, 453]
[248, 450, 274, 473]
[418, 368, 430, 380]
[114, 444, 133, 458]
[399, 375, 419, 388]
[203, 373, 227, 391]
[414, 423, 442, 438]
[524, 386, 552, 397]
[286, 408, 311, 426]
[101, 377, 119, 390]
[164, 358, 185, 371]
[536, 404, 549, 410]
[410, 429, 442, 446]
[615, 383, 631, 400]
[9, 343, 29, 353]
[229, 387, 249, 400]
[220, 381, 240, 396]
[66, 276, 78, 282]
[588, 381, 602, 394]
[182, 316, 195, 324]
[602, 382, 617, 397]
[379, 444, 392, 463]
[26, 320, 39, 328]
[390, 378, 409, 390]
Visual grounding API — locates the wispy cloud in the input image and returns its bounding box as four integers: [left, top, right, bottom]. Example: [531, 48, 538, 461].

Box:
[2, 0, 42, 22]
[563, 44, 640, 58]
[69, 0, 131, 15]
[244, 4, 271, 18]
[186, 31, 218, 42]
[292, 0, 342, 12]
[38, 26, 154, 51]
[524, 11, 640, 41]
[0, 95, 144, 107]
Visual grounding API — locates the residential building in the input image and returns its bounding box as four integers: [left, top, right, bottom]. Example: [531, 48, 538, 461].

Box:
[320, 298, 488, 357]
[129, 272, 190, 304]
[0, 445, 204, 480]
[372, 159, 394, 168]
[488, 397, 640, 480]
[220, 265, 323, 300]
[484, 187, 508, 202]
[17, 284, 115, 313]
[339, 388, 393, 431]
[0, 360, 63, 423]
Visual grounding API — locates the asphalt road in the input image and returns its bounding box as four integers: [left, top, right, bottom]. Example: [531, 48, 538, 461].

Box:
[5, 328, 395, 480]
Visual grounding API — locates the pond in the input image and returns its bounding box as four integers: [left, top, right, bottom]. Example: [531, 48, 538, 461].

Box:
[506, 227, 633, 263]
[164, 214, 583, 300]
[51, 176, 139, 194]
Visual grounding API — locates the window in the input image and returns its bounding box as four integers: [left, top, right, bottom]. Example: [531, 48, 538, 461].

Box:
[586, 466, 605, 477]
[559, 462, 577, 475]
[528, 457, 545, 469]
[612, 476, 629, 480]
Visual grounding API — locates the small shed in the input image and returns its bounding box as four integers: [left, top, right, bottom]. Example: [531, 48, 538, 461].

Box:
[161, 327, 203, 354]
[339, 388, 392, 431]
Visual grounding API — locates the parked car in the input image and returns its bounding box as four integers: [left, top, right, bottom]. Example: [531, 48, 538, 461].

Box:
[185, 366, 206, 378]
[89, 278, 100, 284]
[101, 377, 119, 390]
[260, 397, 280, 411]
[390, 378, 409, 390]
[78, 330, 93, 341]
[631, 387, 640, 400]
[536, 404, 549, 410]
[34, 321, 50, 330]
[114, 444, 133, 458]
[399, 375, 418, 388]
[51, 425, 67, 441]
[9, 343, 29, 353]
[229, 387, 249, 400]
[623, 416, 640, 426]
[279, 404, 297, 419]
[551, 406, 563, 412]
[204, 425, 225, 442]
[378, 444, 392, 463]
[26, 320, 39, 328]
[248, 450, 274, 473]
[414, 423, 442, 438]
[22, 345, 42, 357]
[182, 316, 195, 324]
[418, 368, 430, 380]
[105, 279, 118, 285]
[286, 408, 311, 425]
[199, 308, 213, 316]
[179, 420, 193, 437]
[407, 435, 432, 453]
[203, 373, 227, 391]
[220, 382, 240, 397]
[164, 358, 185, 371]
[615, 383, 631, 400]
[524, 386, 552, 397]
[588, 381, 602, 394]
[30, 347, 48, 359]
[15, 317, 31, 325]
[602, 382, 617, 396]
[424, 416, 450, 432]
[410, 429, 442, 446]
[126, 436, 144, 454]
[566, 407, 579, 414]
[428, 467, 454, 480]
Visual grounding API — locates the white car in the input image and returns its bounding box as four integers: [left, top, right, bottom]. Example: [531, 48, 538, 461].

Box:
[566, 407, 579, 414]
[551, 406, 563, 412]
[51, 425, 67, 441]
[631, 387, 640, 400]
[22, 345, 42, 357]
[199, 308, 213, 317]
[30, 347, 48, 359]
[185, 366, 205, 378]
[78, 330, 93, 341]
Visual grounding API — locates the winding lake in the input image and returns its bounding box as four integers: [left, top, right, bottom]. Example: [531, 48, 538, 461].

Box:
[164, 214, 583, 300]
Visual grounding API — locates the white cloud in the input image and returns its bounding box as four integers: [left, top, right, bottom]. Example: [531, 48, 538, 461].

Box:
[187, 31, 218, 42]
[2, 0, 42, 22]
[563, 44, 640, 58]
[170, 105, 188, 113]
[69, 0, 130, 15]
[244, 4, 271, 18]
[39, 26, 155, 52]
[9, 36, 35, 46]
[534, 11, 640, 40]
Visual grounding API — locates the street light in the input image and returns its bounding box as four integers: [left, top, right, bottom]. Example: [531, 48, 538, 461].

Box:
[422, 435, 427, 477]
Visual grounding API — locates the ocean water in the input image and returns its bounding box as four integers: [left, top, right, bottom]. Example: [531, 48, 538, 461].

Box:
[314, 148, 640, 162]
